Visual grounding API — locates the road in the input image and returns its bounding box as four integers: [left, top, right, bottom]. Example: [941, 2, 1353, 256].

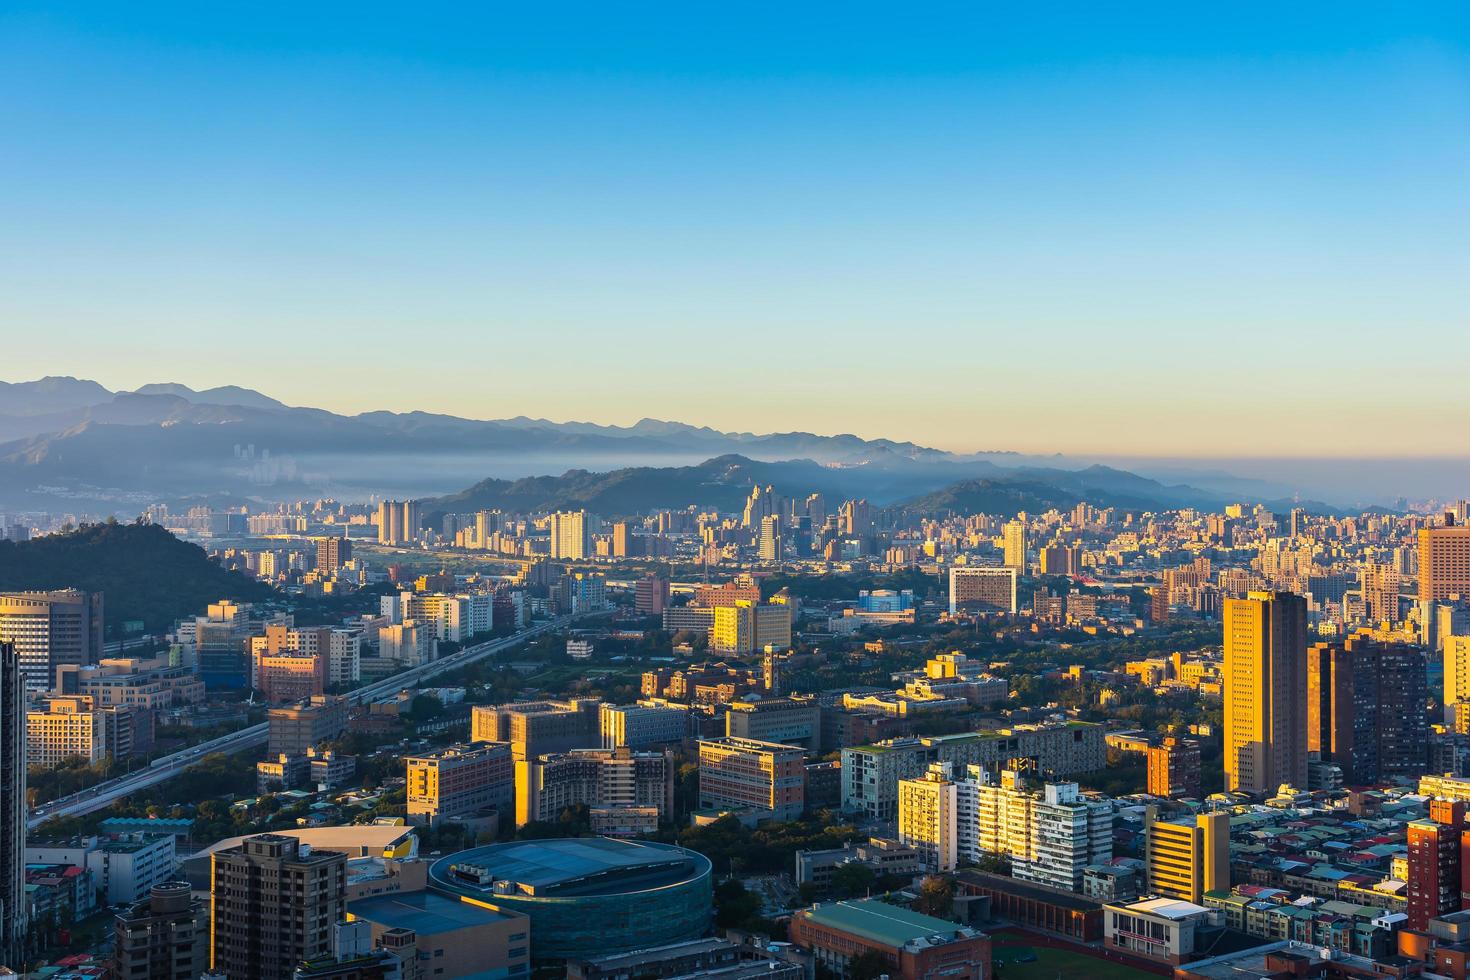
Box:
[28, 615, 575, 829]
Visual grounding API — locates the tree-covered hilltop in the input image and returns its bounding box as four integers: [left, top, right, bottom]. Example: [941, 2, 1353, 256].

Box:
[0, 520, 274, 636]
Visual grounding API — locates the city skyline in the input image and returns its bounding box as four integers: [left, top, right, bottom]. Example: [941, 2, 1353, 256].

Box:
[4, 4, 1469, 455]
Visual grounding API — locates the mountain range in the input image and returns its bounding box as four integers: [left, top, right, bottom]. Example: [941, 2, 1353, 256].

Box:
[0, 376, 1349, 515]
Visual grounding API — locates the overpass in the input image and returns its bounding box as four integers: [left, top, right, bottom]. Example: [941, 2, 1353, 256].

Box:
[28, 615, 578, 830]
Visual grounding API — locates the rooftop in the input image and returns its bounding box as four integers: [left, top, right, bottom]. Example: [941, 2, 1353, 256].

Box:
[431, 837, 710, 898]
[799, 898, 981, 950]
[348, 891, 520, 934]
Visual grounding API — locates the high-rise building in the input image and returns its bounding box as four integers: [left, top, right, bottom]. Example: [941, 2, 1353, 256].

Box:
[471, 699, 601, 761]
[267, 695, 348, 758]
[113, 881, 208, 980]
[898, 762, 959, 872]
[210, 833, 346, 979]
[1360, 562, 1402, 624]
[599, 701, 687, 750]
[0, 589, 104, 694]
[1223, 591, 1308, 794]
[633, 575, 669, 616]
[1308, 633, 1427, 784]
[1420, 522, 1470, 602]
[375, 500, 419, 546]
[314, 537, 352, 573]
[1147, 737, 1201, 799]
[1406, 799, 1466, 930]
[611, 521, 636, 558]
[1, 642, 26, 968]
[1146, 811, 1229, 904]
[405, 742, 514, 824]
[514, 746, 674, 829]
[26, 695, 105, 766]
[725, 696, 820, 750]
[1002, 520, 1027, 572]
[758, 515, 782, 562]
[957, 767, 1112, 893]
[697, 737, 806, 821]
[549, 510, 590, 560]
[948, 567, 1018, 615]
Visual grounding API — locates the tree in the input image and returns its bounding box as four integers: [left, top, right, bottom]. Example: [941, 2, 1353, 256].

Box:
[830, 861, 876, 899]
[848, 950, 895, 980]
[914, 875, 955, 918]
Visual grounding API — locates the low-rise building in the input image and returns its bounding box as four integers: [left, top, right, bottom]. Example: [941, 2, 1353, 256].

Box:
[788, 898, 991, 980]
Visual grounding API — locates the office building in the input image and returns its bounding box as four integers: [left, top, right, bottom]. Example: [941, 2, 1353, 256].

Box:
[1147, 737, 1202, 799]
[633, 575, 669, 616]
[1446, 635, 1470, 722]
[725, 695, 819, 750]
[1146, 811, 1229, 904]
[898, 761, 959, 873]
[0, 589, 103, 694]
[267, 695, 348, 758]
[948, 566, 1018, 615]
[1, 642, 25, 968]
[113, 880, 208, 980]
[471, 698, 601, 761]
[514, 746, 674, 829]
[1003, 520, 1028, 572]
[405, 742, 513, 824]
[789, 898, 990, 980]
[26, 695, 105, 766]
[599, 701, 687, 750]
[426, 838, 711, 962]
[697, 737, 806, 821]
[211, 833, 346, 979]
[1223, 591, 1308, 793]
[758, 515, 782, 562]
[1308, 632, 1427, 784]
[346, 891, 529, 980]
[549, 510, 590, 560]
[1420, 522, 1470, 602]
[1407, 799, 1466, 930]
[1103, 897, 1213, 966]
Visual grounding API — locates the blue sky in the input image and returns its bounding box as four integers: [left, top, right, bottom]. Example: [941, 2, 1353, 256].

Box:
[2, 3, 1467, 454]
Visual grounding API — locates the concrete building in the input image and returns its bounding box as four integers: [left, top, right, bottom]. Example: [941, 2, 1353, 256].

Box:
[1408, 799, 1466, 930]
[841, 724, 1107, 821]
[347, 890, 530, 980]
[0, 589, 103, 694]
[1103, 897, 1213, 965]
[1145, 811, 1230, 904]
[210, 833, 346, 980]
[788, 898, 990, 980]
[1223, 590, 1308, 793]
[725, 696, 820, 750]
[948, 566, 1018, 615]
[405, 742, 514, 825]
[471, 699, 601, 761]
[1420, 522, 1470, 602]
[375, 500, 419, 546]
[959, 767, 1113, 893]
[113, 880, 209, 980]
[29, 832, 178, 905]
[1147, 737, 1202, 799]
[697, 737, 806, 821]
[1, 642, 26, 968]
[26, 695, 105, 766]
[598, 701, 687, 750]
[898, 762, 959, 873]
[549, 510, 590, 560]
[514, 747, 674, 830]
[268, 695, 349, 758]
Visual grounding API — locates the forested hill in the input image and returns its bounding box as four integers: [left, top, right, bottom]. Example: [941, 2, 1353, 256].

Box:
[0, 521, 273, 636]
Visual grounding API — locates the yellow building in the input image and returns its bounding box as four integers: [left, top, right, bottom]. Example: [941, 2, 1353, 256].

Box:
[1223, 591, 1308, 793]
[26, 695, 104, 767]
[897, 762, 958, 873]
[1146, 811, 1229, 903]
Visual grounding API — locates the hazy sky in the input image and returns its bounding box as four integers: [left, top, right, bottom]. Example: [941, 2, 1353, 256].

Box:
[3, 3, 1468, 455]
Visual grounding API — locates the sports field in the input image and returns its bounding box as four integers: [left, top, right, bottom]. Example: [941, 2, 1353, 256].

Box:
[992, 944, 1160, 980]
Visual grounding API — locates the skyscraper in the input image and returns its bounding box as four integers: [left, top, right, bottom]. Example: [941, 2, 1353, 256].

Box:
[0, 589, 103, 694]
[374, 499, 419, 545]
[1223, 591, 1308, 794]
[210, 834, 346, 979]
[549, 510, 589, 560]
[313, 536, 352, 573]
[1406, 799, 1466, 931]
[1308, 633, 1427, 785]
[948, 566, 1018, 615]
[0, 642, 26, 969]
[1420, 521, 1470, 602]
[1146, 811, 1229, 904]
[1002, 520, 1027, 572]
[898, 762, 959, 873]
[758, 515, 782, 562]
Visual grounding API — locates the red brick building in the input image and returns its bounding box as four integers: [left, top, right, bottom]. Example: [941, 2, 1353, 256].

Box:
[788, 898, 990, 980]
